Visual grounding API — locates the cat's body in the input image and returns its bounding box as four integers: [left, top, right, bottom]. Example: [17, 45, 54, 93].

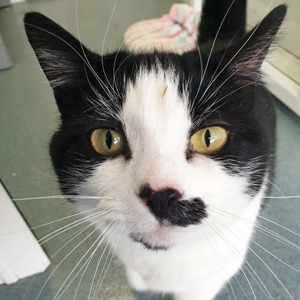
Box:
[24, 1, 286, 299]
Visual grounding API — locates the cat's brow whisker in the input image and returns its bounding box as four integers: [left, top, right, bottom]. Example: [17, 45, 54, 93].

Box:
[26, 23, 114, 99]
[194, 81, 256, 125]
[201, 33, 275, 109]
[198, 0, 275, 104]
[82, 60, 121, 120]
[194, 32, 239, 112]
[204, 32, 238, 91]
[189, 40, 204, 112]
[99, 0, 120, 97]
[192, 0, 237, 107]
[112, 43, 128, 102]
[113, 51, 135, 81]
[197, 0, 236, 99]
[201, 81, 255, 112]
[82, 67, 108, 117]
[197, 41, 204, 79]
[52, 222, 117, 300]
[74, 0, 115, 100]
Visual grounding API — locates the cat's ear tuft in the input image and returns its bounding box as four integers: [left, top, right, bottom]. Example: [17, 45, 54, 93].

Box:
[24, 12, 90, 89]
[225, 5, 287, 83]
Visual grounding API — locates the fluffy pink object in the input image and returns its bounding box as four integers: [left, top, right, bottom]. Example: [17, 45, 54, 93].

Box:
[124, 4, 201, 54]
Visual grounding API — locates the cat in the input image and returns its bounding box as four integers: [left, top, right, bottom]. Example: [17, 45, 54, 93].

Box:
[23, 1, 288, 299]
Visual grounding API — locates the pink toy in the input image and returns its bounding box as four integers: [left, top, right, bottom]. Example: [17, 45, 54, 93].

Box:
[124, 4, 201, 53]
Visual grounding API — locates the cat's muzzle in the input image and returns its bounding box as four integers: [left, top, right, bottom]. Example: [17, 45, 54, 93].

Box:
[139, 185, 207, 227]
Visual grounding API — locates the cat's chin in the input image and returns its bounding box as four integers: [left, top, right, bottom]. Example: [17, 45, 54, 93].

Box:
[129, 224, 183, 251]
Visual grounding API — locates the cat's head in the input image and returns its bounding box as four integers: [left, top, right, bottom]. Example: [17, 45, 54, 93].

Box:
[24, 5, 286, 250]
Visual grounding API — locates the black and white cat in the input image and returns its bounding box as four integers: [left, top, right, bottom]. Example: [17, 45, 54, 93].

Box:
[24, 1, 287, 299]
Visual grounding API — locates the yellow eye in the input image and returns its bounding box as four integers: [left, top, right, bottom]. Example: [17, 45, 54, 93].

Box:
[90, 129, 126, 156]
[190, 126, 228, 155]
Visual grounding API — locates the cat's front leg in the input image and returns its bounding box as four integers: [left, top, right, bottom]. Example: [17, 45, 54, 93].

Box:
[125, 266, 148, 291]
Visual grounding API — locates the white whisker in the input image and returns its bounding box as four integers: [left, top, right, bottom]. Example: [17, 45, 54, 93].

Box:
[93, 233, 120, 300]
[100, 0, 119, 97]
[35, 222, 105, 300]
[198, 0, 275, 104]
[53, 222, 117, 300]
[0, 206, 99, 236]
[204, 219, 272, 300]
[192, 0, 237, 106]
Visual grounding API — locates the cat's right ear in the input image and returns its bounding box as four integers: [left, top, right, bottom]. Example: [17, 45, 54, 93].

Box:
[24, 12, 91, 90]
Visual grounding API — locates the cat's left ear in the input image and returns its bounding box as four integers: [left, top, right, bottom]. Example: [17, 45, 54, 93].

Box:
[24, 12, 93, 89]
[224, 5, 287, 83]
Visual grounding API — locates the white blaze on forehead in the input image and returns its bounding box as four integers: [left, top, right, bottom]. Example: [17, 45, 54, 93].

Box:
[120, 68, 192, 189]
[121, 68, 191, 153]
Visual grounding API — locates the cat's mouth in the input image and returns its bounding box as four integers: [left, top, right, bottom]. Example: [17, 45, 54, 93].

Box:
[129, 224, 183, 251]
[130, 233, 169, 251]
[129, 197, 208, 250]
[129, 222, 181, 250]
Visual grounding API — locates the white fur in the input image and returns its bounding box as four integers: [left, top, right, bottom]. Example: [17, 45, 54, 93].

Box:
[76, 67, 267, 300]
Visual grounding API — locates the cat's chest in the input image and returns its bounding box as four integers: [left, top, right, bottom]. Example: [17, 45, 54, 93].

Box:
[114, 228, 250, 293]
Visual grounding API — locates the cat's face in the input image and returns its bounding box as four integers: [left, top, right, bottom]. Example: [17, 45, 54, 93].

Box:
[24, 6, 285, 251]
[68, 67, 257, 249]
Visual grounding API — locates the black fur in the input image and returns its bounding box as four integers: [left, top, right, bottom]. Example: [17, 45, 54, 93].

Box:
[199, 0, 247, 52]
[164, 198, 207, 227]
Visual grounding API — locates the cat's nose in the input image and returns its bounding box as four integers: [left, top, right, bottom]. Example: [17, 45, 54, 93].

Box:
[139, 185, 180, 219]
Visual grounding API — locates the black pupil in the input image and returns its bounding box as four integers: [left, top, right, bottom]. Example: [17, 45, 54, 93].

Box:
[106, 131, 112, 149]
[205, 129, 211, 147]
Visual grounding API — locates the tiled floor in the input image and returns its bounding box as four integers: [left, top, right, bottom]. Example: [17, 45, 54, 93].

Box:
[0, 0, 299, 300]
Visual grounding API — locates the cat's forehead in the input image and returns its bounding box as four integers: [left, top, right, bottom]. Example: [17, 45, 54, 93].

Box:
[120, 67, 192, 145]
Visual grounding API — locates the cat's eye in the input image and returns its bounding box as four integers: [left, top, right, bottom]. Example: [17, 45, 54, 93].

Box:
[189, 126, 228, 155]
[90, 129, 126, 156]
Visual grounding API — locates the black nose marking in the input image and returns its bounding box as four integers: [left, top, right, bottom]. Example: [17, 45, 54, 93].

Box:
[139, 184, 153, 200]
[146, 188, 180, 219]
